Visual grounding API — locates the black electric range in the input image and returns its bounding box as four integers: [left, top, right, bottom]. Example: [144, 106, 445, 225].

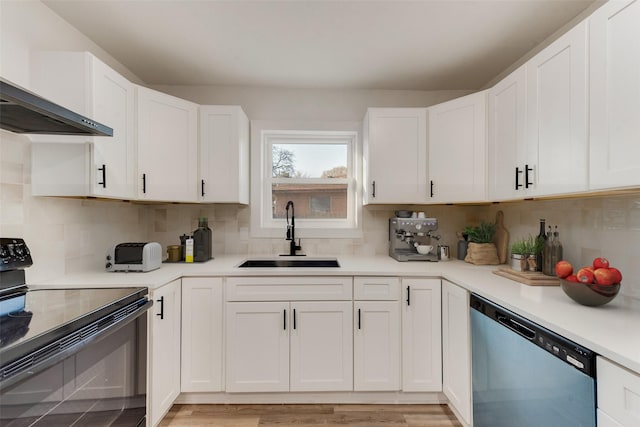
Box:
[0, 238, 151, 427]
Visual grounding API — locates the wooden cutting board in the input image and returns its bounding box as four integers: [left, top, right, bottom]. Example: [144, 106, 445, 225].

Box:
[493, 210, 509, 264]
[493, 267, 560, 286]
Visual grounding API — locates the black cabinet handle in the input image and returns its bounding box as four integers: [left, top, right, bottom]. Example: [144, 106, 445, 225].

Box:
[406, 286, 411, 306]
[142, 173, 147, 194]
[284, 309, 287, 330]
[293, 308, 297, 330]
[98, 164, 106, 188]
[525, 164, 533, 189]
[515, 167, 523, 190]
[201, 179, 205, 197]
[156, 296, 164, 320]
[372, 180, 376, 198]
[358, 308, 361, 330]
[430, 180, 434, 198]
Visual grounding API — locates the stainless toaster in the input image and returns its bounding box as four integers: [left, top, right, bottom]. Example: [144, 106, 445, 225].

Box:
[106, 242, 162, 272]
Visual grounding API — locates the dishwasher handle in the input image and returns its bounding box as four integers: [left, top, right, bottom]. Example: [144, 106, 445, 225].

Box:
[496, 313, 536, 340]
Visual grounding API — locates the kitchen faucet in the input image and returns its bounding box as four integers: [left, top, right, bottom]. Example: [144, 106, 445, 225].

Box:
[283, 200, 303, 256]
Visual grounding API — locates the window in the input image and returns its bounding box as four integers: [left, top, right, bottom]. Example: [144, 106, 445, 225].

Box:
[251, 122, 361, 238]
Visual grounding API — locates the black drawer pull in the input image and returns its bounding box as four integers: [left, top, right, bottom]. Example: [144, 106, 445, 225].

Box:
[98, 164, 106, 188]
[156, 296, 164, 320]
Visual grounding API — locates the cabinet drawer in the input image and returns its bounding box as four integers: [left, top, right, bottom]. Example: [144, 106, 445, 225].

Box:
[226, 276, 353, 301]
[354, 277, 400, 300]
[597, 357, 640, 426]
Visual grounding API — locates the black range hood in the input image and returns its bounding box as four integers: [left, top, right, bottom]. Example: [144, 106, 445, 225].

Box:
[0, 79, 113, 137]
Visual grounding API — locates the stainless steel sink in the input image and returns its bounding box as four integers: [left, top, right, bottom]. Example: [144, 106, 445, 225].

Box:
[237, 258, 340, 268]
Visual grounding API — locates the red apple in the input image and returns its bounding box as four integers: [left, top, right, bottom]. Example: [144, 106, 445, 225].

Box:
[566, 274, 579, 282]
[609, 267, 623, 283]
[594, 268, 617, 285]
[576, 268, 595, 284]
[555, 260, 573, 279]
[593, 257, 610, 269]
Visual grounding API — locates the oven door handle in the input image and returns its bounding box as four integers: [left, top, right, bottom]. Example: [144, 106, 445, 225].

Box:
[0, 298, 153, 390]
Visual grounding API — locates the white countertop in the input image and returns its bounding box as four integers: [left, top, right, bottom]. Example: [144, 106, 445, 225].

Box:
[37, 254, 640, 376]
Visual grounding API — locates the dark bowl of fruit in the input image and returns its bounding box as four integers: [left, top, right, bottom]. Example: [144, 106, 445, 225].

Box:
[560, 279, 620, 306]
[556, 258, 622, 307]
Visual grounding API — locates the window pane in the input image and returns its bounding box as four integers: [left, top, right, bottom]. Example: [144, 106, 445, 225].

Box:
[272, 143, 348, 178]
[272, 183, 348, 219]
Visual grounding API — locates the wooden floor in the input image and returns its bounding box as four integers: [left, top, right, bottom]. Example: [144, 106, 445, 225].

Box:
[159, 404, 463, 427]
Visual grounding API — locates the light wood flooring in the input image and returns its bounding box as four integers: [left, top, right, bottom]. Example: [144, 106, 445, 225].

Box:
[159, 404, 463, 427]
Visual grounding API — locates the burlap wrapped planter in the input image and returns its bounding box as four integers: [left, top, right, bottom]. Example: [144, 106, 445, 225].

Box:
[464, 242, 500, 265]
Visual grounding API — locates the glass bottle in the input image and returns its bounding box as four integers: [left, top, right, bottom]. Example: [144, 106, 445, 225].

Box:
[536, 219, 546, 272]
[551, 226, 563, 269]
[543, 225, 553, 275]
[193, 217, 210, 262]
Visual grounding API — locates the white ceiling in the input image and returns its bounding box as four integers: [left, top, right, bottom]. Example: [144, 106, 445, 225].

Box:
[43, 0, 598, 91]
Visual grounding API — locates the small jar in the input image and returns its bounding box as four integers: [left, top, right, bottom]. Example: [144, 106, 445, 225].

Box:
[167, 245, 181, 262]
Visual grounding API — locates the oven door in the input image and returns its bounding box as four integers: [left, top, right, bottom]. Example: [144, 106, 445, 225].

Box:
[0, 303, 149, 427]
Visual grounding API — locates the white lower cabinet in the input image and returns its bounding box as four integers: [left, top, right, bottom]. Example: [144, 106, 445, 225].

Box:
[149, 279, 181, 427]
[442, 280, 472, 425]
[597, 356, 640, 427]
[354, 276, 401, 391]
[225, 301, 290, 392]
[225, 301, 352, 392]
[289, 301, 353, 391]
[354, 301, 401, 391]
[224, 276, 353, 393]
[181, 277, 223, 392]
[401, 278, 442, 392]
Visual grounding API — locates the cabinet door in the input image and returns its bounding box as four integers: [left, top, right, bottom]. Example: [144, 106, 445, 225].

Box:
[199, 106, 250, 203]
[29, 52, 135, 199]
[91, 59, 136, 199]
[401, 278, 442, 392]
[428, 91, 487, 203]
[597, 356, 640, 427]
[354, 301, 401, 391]
[526, 21, 588, 196]
[137, 86, 198, 202]
[590, 0, 640, 189]
[181, 277, 223, 392]
[488, 65, 527, 201]
[363, 108, 428, 204]
[442, 280, 472, 425]
[290, 301, 353, 391]
[149, 279, 181, 427]
[225, 302, 289, 392]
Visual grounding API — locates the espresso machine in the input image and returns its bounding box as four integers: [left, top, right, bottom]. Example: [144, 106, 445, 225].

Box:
[389, 217, 440, 261]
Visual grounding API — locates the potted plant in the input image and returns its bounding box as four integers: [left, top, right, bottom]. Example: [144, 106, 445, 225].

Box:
[463, 222, 500, 265]
[510, 238, 528, 271]
[510, 235, 545, 271]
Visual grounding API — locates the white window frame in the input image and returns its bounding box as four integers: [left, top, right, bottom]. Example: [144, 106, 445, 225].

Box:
[250, 120, 362, 239]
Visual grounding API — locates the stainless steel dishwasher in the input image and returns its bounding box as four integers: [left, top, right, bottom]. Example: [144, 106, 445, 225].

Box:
[470, 294, 596, 427]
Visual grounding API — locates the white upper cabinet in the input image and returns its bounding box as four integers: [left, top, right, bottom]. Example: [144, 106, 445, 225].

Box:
[428, 91, 488, 203]
[363, 108, 428, 204]
[488, 65, 527, 201]
[526, 20, 588, 196]
[30, 52, 136, 199]
[589, 0, 640, 190]
[136, 85, 198, 202]
[199, 106, 250, 203]
[489, 20, 588, 201]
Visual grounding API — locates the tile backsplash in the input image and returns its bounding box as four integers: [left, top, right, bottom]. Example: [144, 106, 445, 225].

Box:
[2, 132, 639, 298]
